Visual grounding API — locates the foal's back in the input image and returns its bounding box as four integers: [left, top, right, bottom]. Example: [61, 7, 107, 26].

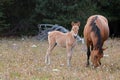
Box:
[48, 31, 67, 47]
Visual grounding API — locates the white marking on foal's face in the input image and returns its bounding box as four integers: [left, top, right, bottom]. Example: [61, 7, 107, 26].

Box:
[74, 33, 77, 37]
[72, 26, 79, 36]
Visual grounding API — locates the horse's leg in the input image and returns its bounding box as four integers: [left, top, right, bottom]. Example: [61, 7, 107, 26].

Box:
[66, 46, 73, 67]
[91, 44, 93, 51]
[86, 45, 90, 67]
[99, 42, 104, 65]
[45, 41, 57, 65]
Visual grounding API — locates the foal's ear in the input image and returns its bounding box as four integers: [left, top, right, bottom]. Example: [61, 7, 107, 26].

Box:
[71, 21, 80, 26]
[71, 21, 75, 26]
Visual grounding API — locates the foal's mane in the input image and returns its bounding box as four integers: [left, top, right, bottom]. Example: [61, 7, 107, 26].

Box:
[90, 16, 102, 53]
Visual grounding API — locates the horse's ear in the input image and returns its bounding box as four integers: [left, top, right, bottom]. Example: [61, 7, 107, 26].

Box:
[71, 21, 74, 26]
[102, 47, 108, 51]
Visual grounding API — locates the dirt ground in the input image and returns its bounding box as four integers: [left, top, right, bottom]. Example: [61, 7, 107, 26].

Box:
[0, 38, 120, 80]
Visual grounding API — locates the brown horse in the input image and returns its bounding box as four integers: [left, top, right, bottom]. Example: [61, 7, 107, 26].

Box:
[45, 21, 80, 67]
[83, 15, 109, 67]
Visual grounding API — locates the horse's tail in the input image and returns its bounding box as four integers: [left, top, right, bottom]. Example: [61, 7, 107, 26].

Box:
[90, 16, 99, 32]
[90, 16, 98, 26]
[90, 16, 102, 50]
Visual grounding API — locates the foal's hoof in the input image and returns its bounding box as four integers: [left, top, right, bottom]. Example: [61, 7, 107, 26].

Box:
[67, 64, 71, 67]
[45, 62, 50, 65]
[45, 61, 50, 65]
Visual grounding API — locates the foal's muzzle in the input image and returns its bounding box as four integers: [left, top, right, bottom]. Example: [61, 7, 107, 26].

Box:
[74, 34, 77, 39]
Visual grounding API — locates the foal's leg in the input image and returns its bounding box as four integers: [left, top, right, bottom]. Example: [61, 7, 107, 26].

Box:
[45, 41, 57, 65]
[66, 46, 73, 67]
[86, 46, 90, 67]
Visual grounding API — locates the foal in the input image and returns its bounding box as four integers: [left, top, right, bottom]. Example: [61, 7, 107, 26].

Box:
[45, 21, 80, 67]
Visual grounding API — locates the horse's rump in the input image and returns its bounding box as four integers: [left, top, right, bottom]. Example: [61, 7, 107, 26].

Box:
[84, 15, 109, 45]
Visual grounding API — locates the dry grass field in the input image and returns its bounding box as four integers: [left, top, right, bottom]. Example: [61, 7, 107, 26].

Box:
[0, 37, 120, 80]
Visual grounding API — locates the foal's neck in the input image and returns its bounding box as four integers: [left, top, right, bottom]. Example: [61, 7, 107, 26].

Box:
[70, 29, 74, 34]
[69, 30, 77, 39]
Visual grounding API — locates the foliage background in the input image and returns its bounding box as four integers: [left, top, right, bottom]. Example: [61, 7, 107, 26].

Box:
[0, 0, 120, 36]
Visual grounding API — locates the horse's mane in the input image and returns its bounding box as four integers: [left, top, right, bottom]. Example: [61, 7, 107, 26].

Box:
[90, 16, 103, 53]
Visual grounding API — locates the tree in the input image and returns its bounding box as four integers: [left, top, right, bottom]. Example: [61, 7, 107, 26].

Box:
[0, 0, 36, 36]
[96, 0, 120, 21]
[0, 0, 11, 34]
[0, 0, 120, 36]
[32, 0, 99, 34]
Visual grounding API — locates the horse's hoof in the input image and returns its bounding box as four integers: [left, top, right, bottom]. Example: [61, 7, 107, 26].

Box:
[85, 65, 89, 67]
[85, 63, 89, 67]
